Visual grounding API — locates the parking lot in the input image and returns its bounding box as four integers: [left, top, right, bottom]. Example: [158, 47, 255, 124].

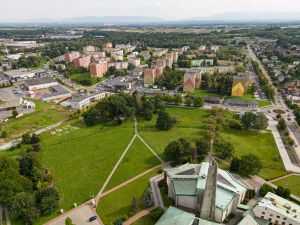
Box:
[46, 205, 101, 225]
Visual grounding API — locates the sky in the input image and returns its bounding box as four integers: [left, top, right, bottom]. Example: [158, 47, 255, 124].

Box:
[1, 0, 300, 21]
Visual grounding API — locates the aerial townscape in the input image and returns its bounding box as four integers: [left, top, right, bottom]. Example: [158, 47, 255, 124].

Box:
[1, 1, 300, 225]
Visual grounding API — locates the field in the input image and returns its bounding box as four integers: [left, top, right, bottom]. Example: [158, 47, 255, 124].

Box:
[138, 107, 286, 180]
[39, 119, 135, 210]
[0, 99, 70, 141]
[97, 169, 161, 225]
[272, 175, 300, 197]
[69, 72, 103, 86]
[105, 137, 160, 191]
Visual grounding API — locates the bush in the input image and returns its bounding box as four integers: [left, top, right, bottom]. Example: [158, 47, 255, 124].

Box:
[149, 208, 165, 222]
[259, 184, 275, 197]
[121, 215, 128, 222]
[1, 130, 8, 138]
[228, 120, 242, 130]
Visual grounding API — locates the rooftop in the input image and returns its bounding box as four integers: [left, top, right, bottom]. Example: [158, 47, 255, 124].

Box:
[165, 163, 248, 210]
[256, 192, 300, 222]
[25, 78, 57, 87]
[155, 207, 220, 225]
[69, 92, 105, 103]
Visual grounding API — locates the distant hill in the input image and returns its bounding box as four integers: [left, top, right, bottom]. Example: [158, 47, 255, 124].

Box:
[187, 12, 300, 22]
[1, 16, 165, 25]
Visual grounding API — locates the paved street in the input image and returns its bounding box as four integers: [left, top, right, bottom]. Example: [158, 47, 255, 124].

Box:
[45, 205, 101, 225]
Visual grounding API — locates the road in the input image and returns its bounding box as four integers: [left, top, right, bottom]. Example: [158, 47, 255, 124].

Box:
[247, 44, 300, 168]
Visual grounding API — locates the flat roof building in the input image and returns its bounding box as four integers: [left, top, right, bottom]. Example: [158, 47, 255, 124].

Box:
[253, 192, 300, 225]
[24, 78, 58, 91]
[4, 69, 36, 81]
[70, 92, 106, 110]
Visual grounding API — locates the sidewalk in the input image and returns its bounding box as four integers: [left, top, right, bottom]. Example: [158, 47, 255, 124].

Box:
[267, 116, 300, 173]
[0, 119, 67, 151]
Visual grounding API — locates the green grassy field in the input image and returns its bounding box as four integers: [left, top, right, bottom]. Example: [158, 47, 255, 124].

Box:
[70, 72, 103, 86]
[105, 138, 160, 191]
[273, 175, 300, 197]
[38, 119, 135, 210]
[132, 214, 154, 225]
[138, 107, 286, 180]
[0, 99, 70, 141]
[97, 169, 161, 225]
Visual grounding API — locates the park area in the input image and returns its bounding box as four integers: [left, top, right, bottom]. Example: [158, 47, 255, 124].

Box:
[138, 106, 287, 180]
[272, 175, 300, 198]
[97, 169, 161, 225]
[69, 72, 103, 86]
[0, 99, 70, 141]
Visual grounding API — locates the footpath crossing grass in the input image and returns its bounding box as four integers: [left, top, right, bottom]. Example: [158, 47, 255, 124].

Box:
[272, 175, 300, 197]
[138, 107, 286, 180]
[39, 120, 135, 210]
[1, 99, 70, 141]
[97, 169, 161, 225]
[105, 137, 161, 191]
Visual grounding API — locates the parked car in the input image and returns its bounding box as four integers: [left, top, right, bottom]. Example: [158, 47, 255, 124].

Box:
[89, 216, 97, 222]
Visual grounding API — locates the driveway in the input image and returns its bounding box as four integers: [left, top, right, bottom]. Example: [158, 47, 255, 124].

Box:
[46, 205, 101, 225]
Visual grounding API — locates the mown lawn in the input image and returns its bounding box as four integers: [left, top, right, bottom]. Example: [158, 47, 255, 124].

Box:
[0, 99, 70, 141]
[138, 107, 287, 180]
[97, 169, 161, 225]
[39, 119, 135, 210]
[132, 214, 154, 225]
[273, 175, 300, 197]
[105, 137, 160, 191]
[69, 72, 103, 86]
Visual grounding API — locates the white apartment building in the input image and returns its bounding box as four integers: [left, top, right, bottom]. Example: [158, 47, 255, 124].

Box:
[253, 192, 300, 225]
[70, 92, 106, 110]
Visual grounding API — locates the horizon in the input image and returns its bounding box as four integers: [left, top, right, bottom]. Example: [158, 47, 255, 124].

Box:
[1, 0, 300, 21]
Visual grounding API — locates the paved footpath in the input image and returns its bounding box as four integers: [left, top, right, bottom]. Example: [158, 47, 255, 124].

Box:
[267, 116, 300, 173]
[269, 173, 300, 182]
[0, 119, 67, 151]
[123, 207, 155, 225]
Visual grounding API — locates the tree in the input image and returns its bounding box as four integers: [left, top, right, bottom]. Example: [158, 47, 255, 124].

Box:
[31, 133, 40, 144]
[156, 111, 174, 131]
[10, 192, 40, 225]
[276, 186, 291, 198]
[65, 217, 75, 225]
[12, 109, 18, 118]
[193, 96, 204, 107]
[19, 153, 44, 185]
[144, 188, 154, 208]
[253, 114, 268, 131]
[230, 157, 240, 171]
[32, 144, 41, 152]
[0, 156, 24, 205]
[259, 184, 275, 197]
[196, 138, 210, 160]
[142, 100, 154, 121]
[241, 112, 257, 129]
[36, 187, 60, 215]
[164, 139, 191, 163]
[131, 196, 138, 212]
[228, 120, 242, 130]
[149, 208, 165, 221]
[239, 154, 262, 176]
[185, 97, 192, 106]
[22, 133, 32, 144]
[114, 219, 122, 225]
[214, 139, 234, 159]
[277, 118, 287, 131]
[1, 130, 8, 138]
[173, 95, 183, 106]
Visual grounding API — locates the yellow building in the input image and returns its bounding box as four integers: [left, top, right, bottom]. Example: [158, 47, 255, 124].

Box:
[231, 82, 245, 97]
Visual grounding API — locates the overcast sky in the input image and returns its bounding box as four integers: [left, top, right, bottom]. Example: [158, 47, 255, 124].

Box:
[1, 0, 300, 20]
